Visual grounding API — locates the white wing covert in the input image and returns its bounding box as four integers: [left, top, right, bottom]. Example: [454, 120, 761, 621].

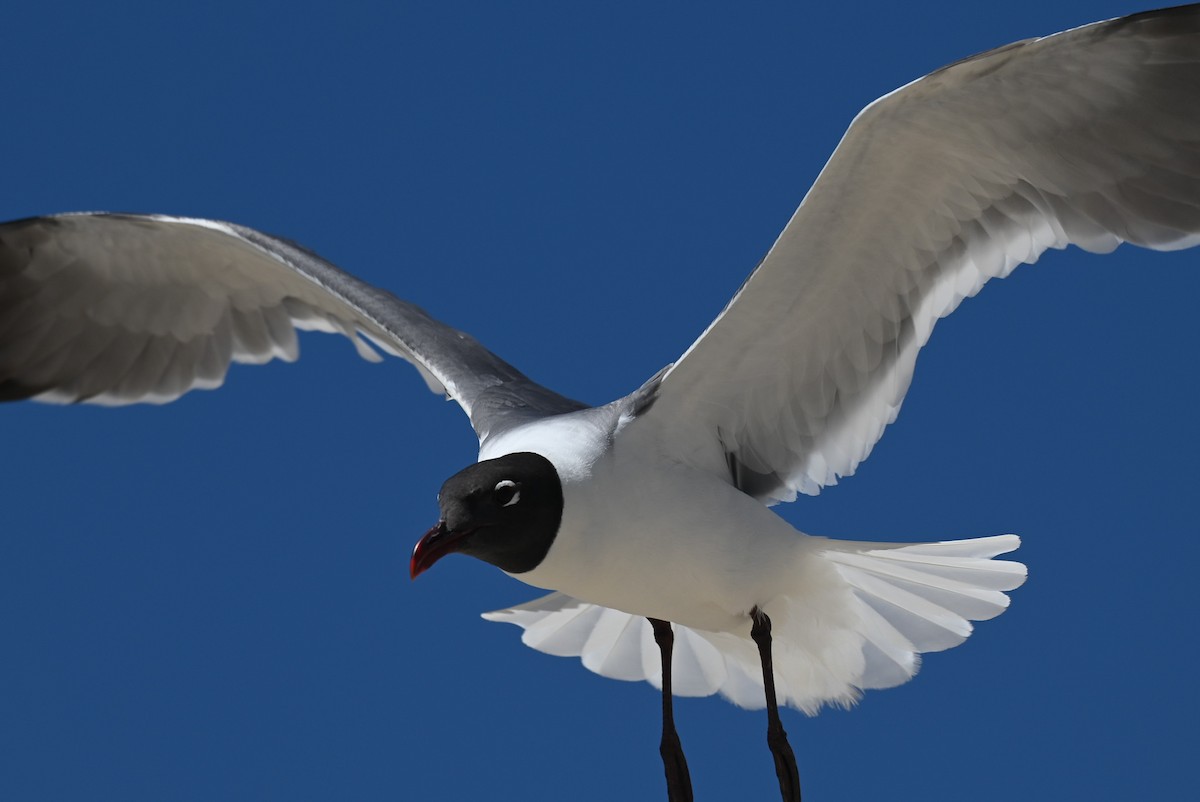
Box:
[644, 6, 1200, 503]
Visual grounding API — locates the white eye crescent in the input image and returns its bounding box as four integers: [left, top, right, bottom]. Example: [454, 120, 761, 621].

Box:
[495, 479, 520, 507]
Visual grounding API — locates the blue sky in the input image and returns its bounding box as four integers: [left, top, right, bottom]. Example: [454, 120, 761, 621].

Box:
[2, 2, 1197, 799]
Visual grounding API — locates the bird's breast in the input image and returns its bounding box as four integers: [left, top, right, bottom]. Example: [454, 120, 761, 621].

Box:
[514, 443, 805, 634]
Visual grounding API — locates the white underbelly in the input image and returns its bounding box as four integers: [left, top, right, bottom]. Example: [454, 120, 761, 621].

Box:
[513, 452, 805, 634]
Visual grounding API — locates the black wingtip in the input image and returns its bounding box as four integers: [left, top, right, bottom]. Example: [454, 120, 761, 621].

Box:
[0, 379, 46, 403]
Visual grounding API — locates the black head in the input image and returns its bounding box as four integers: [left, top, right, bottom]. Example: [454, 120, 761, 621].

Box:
[410, 452, 563, 578]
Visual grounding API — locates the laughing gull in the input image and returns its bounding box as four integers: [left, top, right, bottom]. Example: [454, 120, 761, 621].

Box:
[2, 5, 1199, 800]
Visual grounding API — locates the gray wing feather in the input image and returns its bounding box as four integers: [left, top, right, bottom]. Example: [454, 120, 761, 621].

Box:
[643, 5, 1200, 503]
[0, 213, 584, 439]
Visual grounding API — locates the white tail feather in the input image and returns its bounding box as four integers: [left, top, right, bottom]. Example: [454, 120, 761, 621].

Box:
[483, 534, 1025, 713]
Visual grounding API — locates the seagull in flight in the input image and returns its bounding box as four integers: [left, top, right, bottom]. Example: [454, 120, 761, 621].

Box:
[2, 5, 1198, 800]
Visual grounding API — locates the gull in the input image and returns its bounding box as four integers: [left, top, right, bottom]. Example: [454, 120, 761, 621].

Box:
[2, 5, 1198, 800]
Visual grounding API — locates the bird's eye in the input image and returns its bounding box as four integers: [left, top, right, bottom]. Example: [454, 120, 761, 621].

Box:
[494, 479, 520, 507]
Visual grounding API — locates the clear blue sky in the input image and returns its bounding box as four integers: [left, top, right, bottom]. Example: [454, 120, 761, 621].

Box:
[2, 2, 1196, 800]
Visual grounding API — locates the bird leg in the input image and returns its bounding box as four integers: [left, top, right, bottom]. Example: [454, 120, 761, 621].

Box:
[649, 617, 693, 802]
[751, 606, 801, 802]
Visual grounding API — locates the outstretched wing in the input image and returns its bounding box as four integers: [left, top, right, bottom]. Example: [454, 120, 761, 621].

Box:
[641, 5, 1200, 502]
[0, 213, 584, 440]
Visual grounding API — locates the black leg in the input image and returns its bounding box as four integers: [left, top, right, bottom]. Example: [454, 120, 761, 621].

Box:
[750, 607, 801, 802]
[649, 617, 693, 802]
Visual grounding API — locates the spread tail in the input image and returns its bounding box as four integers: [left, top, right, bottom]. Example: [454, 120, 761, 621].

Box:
[483, 534, 1025, 713]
